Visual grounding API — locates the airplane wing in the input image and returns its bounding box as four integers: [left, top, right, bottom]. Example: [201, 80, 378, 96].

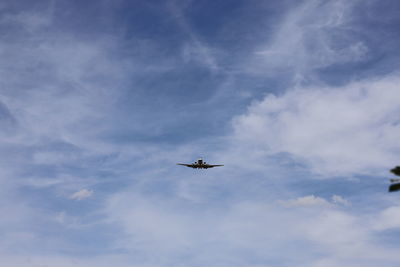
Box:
[204, 164, 224, 168]
[177, 163, 194, 168]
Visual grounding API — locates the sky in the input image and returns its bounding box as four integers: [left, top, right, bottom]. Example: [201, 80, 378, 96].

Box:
[1, 0, 400, 266]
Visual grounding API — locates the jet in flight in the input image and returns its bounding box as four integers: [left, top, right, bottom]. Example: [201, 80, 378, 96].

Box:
[177, 158, 224, 169]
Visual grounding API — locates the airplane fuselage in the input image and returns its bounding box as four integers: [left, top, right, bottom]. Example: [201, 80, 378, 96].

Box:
[177, 158, 224, 169]
[190, 159, 209, 169]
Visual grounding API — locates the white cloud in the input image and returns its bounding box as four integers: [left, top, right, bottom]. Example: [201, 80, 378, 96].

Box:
[69, 189, 93, 200]
[281, 195, 331, 207]
[304, 210, 365, 248]
[373, 206, 400, 231]
[104, 189, 400, 266]
[331, 194, 350, 206]
[281, 194, 350, 208]
[0, 1, 398, 266]
[233, 74, 400, 176]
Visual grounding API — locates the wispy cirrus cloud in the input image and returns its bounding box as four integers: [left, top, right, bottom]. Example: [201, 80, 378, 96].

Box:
[249, 0, 369, 83]
[168, 0, 219, 72]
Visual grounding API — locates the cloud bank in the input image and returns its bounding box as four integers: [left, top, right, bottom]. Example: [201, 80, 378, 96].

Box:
[234, 74, 400, 176]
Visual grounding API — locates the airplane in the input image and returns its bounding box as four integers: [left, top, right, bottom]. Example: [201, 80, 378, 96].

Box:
[389, 166, 400, 192]
[177, 158, 224, 169]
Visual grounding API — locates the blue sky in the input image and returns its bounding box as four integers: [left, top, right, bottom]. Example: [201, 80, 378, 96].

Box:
[1, 0, 400, 266]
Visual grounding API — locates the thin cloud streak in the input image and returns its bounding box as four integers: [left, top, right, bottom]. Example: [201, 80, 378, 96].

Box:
[249, 0, 368, 84]
[69, 189, 93, 200]
[168, 0, 219, 72]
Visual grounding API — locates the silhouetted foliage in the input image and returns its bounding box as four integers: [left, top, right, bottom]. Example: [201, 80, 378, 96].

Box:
[389, 183, 400, 192]
[390, 166, 400, 176]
